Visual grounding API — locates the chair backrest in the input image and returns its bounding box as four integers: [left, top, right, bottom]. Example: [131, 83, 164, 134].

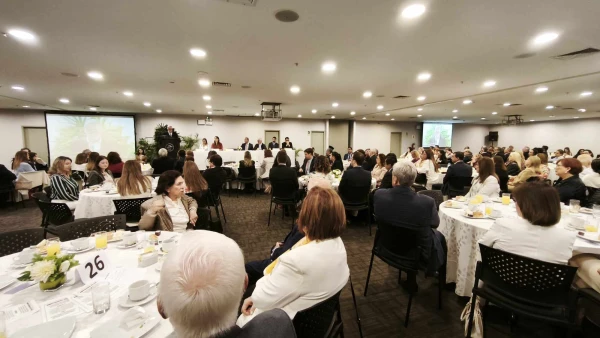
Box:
[477, 244, 578, 308]
[293, 290, 342, 338]
[186, 190, 211, 208]
[238, 166, 256, 178]
[373, 220, 422, 271]
[338, 179, 371, 205]
[222, 167, 236, 180]
[113, 197, 152, 223]
[415, 173, 428, 185]
[447, 176, 473, 198]
[43, 185, 52, 197]
[0, 228, 45, 257]
[587, 187, 600, 207]
[38, 200, 73, 225]
[32, 191, 50, 203]
[271, 176, 299, 200]
[417, 190, 443, 210]
[55, 214, 127, 241]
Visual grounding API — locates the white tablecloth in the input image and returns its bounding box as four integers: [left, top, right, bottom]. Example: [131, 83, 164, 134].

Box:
[438, 203, 600, 297]
[298, 176, 377, 191]
[16, 171, 51, 201]
[223, 164, 265, 190]
[0, 232, 181, 337]
[73, 180, 158, 219]
[193, 149, 295, 169]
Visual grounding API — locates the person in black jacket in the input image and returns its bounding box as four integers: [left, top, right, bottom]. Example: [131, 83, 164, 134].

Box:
[240, 137, 253, 151]
[202, 154, 227, 196]
[554, 158, 587, 205]
[339, 151, 372, 203]
[268, 137, 279, 150]
[281, 137, 293, 149]
[173, 149, 186, 173]
[298, 148, 315, 175]
[270, 151, 301, 201]
[0, 164, 17, 207]
[379, 154, 398, 189]
[254, 138, 266, 150]
[162, 125, 179, 139]
[274, 149, 291, 167]
[152, 148, 176, 175]
[330, 152, 344, 172]
[494, 156, 509, 193]
[443, 152, 472, 185]
[506, 152, 522, 176]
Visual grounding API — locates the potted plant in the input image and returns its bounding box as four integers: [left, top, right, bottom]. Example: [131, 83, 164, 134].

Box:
[18, 253, 79, 290]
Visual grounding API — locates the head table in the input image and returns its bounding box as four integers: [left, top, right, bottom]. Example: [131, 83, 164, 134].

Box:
[193, 149, 296, 169]
[438, 202, 600, 297]
[0, 231, 182, 337]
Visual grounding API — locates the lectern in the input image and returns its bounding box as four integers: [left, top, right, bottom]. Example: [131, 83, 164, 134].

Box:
[158, 136, 180, 159]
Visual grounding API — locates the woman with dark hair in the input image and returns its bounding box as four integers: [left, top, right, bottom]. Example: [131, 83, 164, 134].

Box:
[29, 152, 48, 171]
[72, 153, 88, 172]
[330, 152, 343, 172]
[493, 156, 509, 192]
[87, 155, 114, 186]
[416, 148, 440, 189]
[436, 149, 448, 165]
[211, 136, 224, 150]
[200, 138, 209, 151]
[371, 153, 387, 185]
[554, 158, 587, 205]
[49, 156, 79, 209]
[139, 170, 198, 232]
[116, 160, 152, 197]
[136, 148, 147, 163]
[86, 152, 100, 172]
[465, 157, 500, 199]
[205, 150, 217, 169]
[106, 151, 124, 176]
[564, 147, 572, 157]
[479, 182, 575, 264]
[11, 150, 34, 175]
[173, 149, 187, 173]
[307, 155, 334, 190]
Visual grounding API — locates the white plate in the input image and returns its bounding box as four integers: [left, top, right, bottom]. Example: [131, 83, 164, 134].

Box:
[462, 214, 490, 220]
[577, 233, 600, 244]
[11, 316, 76, 338]
[0, 275, 16, 290]
[65, 245, 94, 253]
[90, 315, 161, 338]
[118, 290, 158, 308]
[117, 242, 137, 249]
[580, 208, 593, 214]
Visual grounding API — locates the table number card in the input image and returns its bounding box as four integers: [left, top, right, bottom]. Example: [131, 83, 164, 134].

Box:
[75, 252, 113, 285]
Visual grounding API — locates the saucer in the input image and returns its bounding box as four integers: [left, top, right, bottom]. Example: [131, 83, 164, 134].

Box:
[67, 245, 93, 253]
[117, 242, 137, 249]
[118, 290, 157, 308]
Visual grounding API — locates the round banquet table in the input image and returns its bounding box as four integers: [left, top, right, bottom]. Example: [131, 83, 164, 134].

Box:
[298, 175, 377, 191]
[0, 231, 182, 337]
[438, 203, 600, 297]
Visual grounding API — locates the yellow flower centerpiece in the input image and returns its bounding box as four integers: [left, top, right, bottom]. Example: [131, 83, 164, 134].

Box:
[332, 169, 342, 180]
[18, 253, 79, 290]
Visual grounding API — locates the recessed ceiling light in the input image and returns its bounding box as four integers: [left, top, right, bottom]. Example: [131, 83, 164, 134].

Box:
[463, 99, 472, 104]
[503, 102, 511, 106]
[546, 105, 554, 109]
[11, 85, 25, 91]
[290, 85, 300, 94]
[549, 115, 555, 117]
[417, 114, 422, 117]
[22, 105, 30, 108]
[89, 107, 97, 111]
[297, 114, 302, 118]
[8, 29, 36, 42]
[190, 48, 207, 58]
[59, 98, 70, 104]
[452, 116, 458, 119]
[87, 71, 104, 80]
[203, 95, 211, 101]
[402, 4, 426, 19]
[385, 113, 390, 116]
[580, 91, 593, 97]
[311, 109, 317, 113]
[391, 118, 395, 121]
[417, 96, 426, 101]
[530, 120, 535, 122]
[377, 105, 384, 110]
[491, 112, 498, 115]
[206, 105, 212, 109]
[332, 102, 339, 107]
[321, 62, 337, 73]
[362, 117, 366, 120]
[452, 109, 458, 113]
[574, 117, 579, 119]
[198, 79, 211, 88]
[143, 102, 151, 107]
[418, 108, 423, 111]
[536, 86, 548, 93]
[578, 108, 586, 112]
[481, 117, 486, 120]
[417, 72, 431, 81]
[254, 113, 260, 116]
[483, 80, 496, 87]
[123, 91, 133, 97]
[331, 116, 336, 119]
[207, 111, 212, 115]
[363, 91, 372, 98]
[533, 32, 559, 45]
[350, 111, 356, 115]
[156, 109, 162, 113]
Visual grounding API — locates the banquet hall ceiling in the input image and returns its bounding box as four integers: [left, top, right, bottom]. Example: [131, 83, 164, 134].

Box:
[1, 0, 600, 124]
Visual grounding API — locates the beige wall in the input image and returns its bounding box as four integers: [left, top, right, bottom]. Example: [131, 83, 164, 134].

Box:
[0, 110, 47, 165]
[328, 120, 349, 154]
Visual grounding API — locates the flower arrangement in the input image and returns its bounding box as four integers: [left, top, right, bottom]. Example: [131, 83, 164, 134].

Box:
[18, 253, 79, 290]
[332, 169, 342, 180]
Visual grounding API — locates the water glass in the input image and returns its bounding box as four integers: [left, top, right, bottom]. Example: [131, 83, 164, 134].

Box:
[46, 238, 61, 256]
[92, 281, 111, 314]
[94, 231, 108, 250]
[136, 230, 147, 249]
[569, 199, 581, 213]
[593, 204, 600, 218]
[585, 217, 599, 232]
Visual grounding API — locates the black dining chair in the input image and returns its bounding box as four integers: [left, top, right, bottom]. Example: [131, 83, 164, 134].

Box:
[268, 177, 301, 228]
[221, 167, 237, 197]
[465, 244, 578, 338]
[53, 214, 127, 241]
[445, 176, 473, 198]
[338, 182, 372, 236]
[0, 228, 45, 257]
[293, 290, 343, 338]
[236, 166, 257, 198]
[31, 195, 74, 238]
[417, 190, 444, 210]
[113, 197, 152, 231]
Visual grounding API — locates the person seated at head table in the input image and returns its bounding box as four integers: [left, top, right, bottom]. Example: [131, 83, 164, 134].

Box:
[554, 158, 587, 205]
[152, 148, 176, 175]
[173, 149, 186, 173]
[307, 155, 335, 191]
[269, 137, 279, 150]
[253, 138, 266, 150]
[49, 156, 79, 210]
[465, 157, 500, 199]
[508, 155, 542, 191]
[139, 170, 198, 232]
[116, 160, 152, 198]
[238, 186, 349, 326]
[11, 150, 34, 175]
[583, 159, 600, 189]
[158, 231, 296, 338]
[281, 137, 293, 149]
[106, 151, 124, 176]
[199, 137, 209, 151]
[479, 182, 575, 264]
[87, 155, 114, 186]
[330, 151, 344, 172]
[211, 136, 224, 150]
[240, 137, 253, 151]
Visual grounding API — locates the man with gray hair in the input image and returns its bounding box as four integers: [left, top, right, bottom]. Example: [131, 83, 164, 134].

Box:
[373, 160, 446, 289]
[254, 138, 266, 150]
[158, 231, 295, 338]
[579, 154, 594, 177]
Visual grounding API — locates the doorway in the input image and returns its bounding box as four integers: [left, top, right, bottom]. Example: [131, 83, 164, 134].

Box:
[24, 127, 49, 162]
[264, 130, 280, 148]
[311, 131, 325, 155]
[390, 132, 403, 156]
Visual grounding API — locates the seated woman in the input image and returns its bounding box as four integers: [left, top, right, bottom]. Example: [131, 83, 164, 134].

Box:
[49, 156, 79, 209]
[537, 153, 550, 180]
[183, 161, 209, 198]
[87, 156, 115, 186]
[554, 158, 587, 205]
[107, 152, 124, 177]
[307, 155, 335, 190]
[139, 170, 198, 232]
[71, 153, 88, 172]
[205, 150, 217, 169]
[211, 136, 224, 150]
[238, 151, 256, 191]
[135, 148, 147, 164]
[415, 149, 440, 189]
[238, 186, 349, 326]
[508, 155, 542, 191]
[371, 153, 387, 184]
[330, 151, 344, 172]
[86, 152, 100, 172]
[29, 152, 48, 172]
[116, 160, 152, 198]
[505, 152, 522, 176]
[260, 149, 275, 192]
[493, 156, 509, 192]
[465, 157, 500, 199]
[11, 150, 35, 175]
[0, 164, 17, 206]
[479, 182, 575, 264]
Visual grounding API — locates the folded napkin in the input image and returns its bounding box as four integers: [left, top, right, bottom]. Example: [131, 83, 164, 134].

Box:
[120, 307, 149, 330]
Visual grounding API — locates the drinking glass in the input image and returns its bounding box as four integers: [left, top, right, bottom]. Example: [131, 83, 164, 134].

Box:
[593, 204, 600, 218]
[46, 238, 61, 256]
[501, 193, 511, 205]
[475, 195, 484, 204]
[92, 281, 111, 314]
[585, 217, 599, 232]
[136, 230, 146, 249]
[0, 311, 6, 338]
[95, 231, 108, 250]
[569, 199, 581, 213]
[485, 203, 493, 216]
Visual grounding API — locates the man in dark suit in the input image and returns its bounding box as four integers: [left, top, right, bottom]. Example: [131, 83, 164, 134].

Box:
[339, 151, 372, 203]
[343, 147, 353, 161]
[268, 137, 279, 150]
[281, 137, 293, 149]
[374, 160, 446, 284]
[298, 148, 315, 175]
[202, 154, 227, 195]
[173, 149, 186, 173]
[152, 148, 176, 175]
[270, 151, 301, 201]
[443, 151, 472, 184]
[240, 137, 253, 150]
[254, 138, 266, 150]
[463, 150, 473, 164]
[379, 154, 398, 189]
[163, 125, 179, 139]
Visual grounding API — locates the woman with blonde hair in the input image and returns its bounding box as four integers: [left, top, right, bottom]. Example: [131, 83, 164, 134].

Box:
[49, 156, 79, 209]
[506, 152, 522, 176]
[12, 150, 34, 174]
[116, 160, 152, 197]
[238, 151, 256, 191]
[508, 155, 542, 191]
[410, 150, 420, 163]
[537, 153, 550, 179]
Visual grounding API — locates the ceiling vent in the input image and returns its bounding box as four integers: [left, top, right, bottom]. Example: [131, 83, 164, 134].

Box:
[214, 0, 257, 7]
[496, 103, 522, 107]
[513, 52, 536, 59]
[551, 48, 600, 61]
[212, 109, 225, 112]
[212, 81, 231, 87]
[561, 107, 575, 110]
[275, 10, 300, 22]
[393, 95, 410, 99]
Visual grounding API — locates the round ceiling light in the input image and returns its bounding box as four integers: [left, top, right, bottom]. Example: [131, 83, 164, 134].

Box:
[156, 109, 162, 113]
[533, 32, 559, 45]
[8, 29, 36, 42]
[297, 115, 302, 118]
[401, 4, 426, 19]
[417, 72, 431, 81]
[332, 102, 339, 107]
[362, 91, 372, 98]
[203, 95, 211, 101]
[580, 91, 593, 97]
[483, 80, 496, 87]
[463, 100, 472, 104]
[503, 102, 511, 106]
[311, 109, 317, 113]
[143, 102, 151, 107]
[321, 62, 337, 73]
[536, 86, 548, 93]
[190, 48, 207, 58]
[290, 85, 300, 94]
[350, 111, 356, 115]
[123, 91, 133, 97]
[59, 98, 70, 104]
[417, 96, 426, 101]
[198, 79, 211, 88]
[377, 105, 384, 110]
[275, 9, 300, 23]
[87, 71, 104, 80]
[11, 85, 25, 91]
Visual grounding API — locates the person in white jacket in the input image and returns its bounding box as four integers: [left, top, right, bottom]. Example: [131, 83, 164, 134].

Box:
[416, 149, 441, 189]
[465, 157, 500, 199]
[238, 186, 349, 326]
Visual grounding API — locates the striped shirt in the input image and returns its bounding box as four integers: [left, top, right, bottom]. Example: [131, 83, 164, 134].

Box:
[50, 174, 79, 201]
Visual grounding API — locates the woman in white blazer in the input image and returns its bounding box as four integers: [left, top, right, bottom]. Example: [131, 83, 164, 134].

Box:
[238, 186, 349, 326]
[479, 182, 575, 264]
[259, 149, 275, 179]
[465, 157, 500, 199]
[416, 149, 441, 189]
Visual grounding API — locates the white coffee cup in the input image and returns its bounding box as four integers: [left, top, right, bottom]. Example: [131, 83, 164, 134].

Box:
[128, 280, 156, 301]
[15, 248, 35, 264]
[162, 238, 177, 253]
[72, 238, 89, 250]
[123, 232, 137, 246]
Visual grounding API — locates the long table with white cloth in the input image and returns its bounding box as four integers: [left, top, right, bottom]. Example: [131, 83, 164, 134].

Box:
[193, 149, 295, 168]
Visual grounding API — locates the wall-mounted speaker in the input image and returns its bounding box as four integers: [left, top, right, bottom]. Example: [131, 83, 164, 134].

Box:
[488, 131, 498, 142]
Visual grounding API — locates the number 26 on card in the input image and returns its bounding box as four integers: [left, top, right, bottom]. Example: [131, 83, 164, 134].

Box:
[76, 252, 112, 284]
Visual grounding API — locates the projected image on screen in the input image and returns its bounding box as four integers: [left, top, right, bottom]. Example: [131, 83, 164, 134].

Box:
[46, 113, 136, 162]
[422, 123, 453, 147]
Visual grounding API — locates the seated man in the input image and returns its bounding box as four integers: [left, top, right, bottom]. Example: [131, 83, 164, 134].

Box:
[442, 151, 473, 193]
[245, 225, 305, 286]
[203, 154, 227, 196]
[158, 231, 295, 338]
[339, 151, 372, 203]
[374, 160, 446, 283]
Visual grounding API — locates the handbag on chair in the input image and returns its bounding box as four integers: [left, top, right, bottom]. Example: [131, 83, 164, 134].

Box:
[460, 297, 483, 338]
